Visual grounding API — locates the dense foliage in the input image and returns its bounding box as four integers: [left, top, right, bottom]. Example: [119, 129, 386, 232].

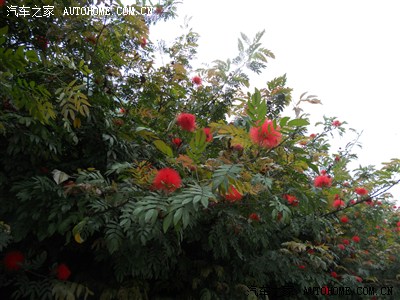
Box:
[1, 1, 400, 299]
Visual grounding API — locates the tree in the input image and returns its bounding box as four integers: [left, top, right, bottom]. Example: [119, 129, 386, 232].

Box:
[1, 1, 400, 299]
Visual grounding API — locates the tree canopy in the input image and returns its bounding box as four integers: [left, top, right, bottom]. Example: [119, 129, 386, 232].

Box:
[1, 1, 400, 299]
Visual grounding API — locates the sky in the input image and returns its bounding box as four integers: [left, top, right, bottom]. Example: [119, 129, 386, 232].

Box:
[150, 0, 400, 200]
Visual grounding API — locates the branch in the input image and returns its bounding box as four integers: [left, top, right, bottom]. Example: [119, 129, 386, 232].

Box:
[371, 178, 400, 199]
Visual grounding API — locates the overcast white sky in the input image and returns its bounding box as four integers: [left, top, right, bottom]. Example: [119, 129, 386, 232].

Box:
[150, 0, 400, 200]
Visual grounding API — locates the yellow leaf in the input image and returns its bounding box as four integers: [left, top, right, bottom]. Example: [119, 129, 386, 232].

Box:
[74, 232, 84, 244]
[293, 160, 308, 173]
[176, 154, 196, 170]
[172, 63, 186, 75]
[129, 160, 156, 186]
[209, 122, 252, 148]
[365, 276, 379, 283]
[73, 117, 81, 128]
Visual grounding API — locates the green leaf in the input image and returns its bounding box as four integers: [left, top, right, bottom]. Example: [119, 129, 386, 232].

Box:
[200, 289, 212, 300]
[280, 116, 290, 127]
[144, 209, 158, 224]
[257, 104, 267, 121]
[105, 224, 124, 254]
[163, 213, 173, 233]
[182, 209, 190, 228]
[173, 208, 183, 226]
[238, 38, 244, 52]
[135, 126, 158, 140]
[287, 119, 309, 127]
[200, 197, 209, 208]
[194, 129, 206, 147]
[212, 164, 242, 192]
[240, 32, 250, 44]
[154, 140, 173, 157]
[182, 197, 193, 205]
[0, 26, 8, 36]
[187, 129, 207, 163]
[193, 195, 202, 204]
[247, 88, 267, 125]
[247, 292, 258, 300]
[308, 162, 320, 174]
[26, 50, 39, 63]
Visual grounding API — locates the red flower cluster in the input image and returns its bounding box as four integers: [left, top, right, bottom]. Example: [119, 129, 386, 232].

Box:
[283, 194, 299, 206]
[365, 198, 373, 206]
[338, 244, 345, 250]
[172, 137, 182, 147]
[56, 263, 71, 281]
[152, 168, 182, 193]
[352, 235, 360, 243]
[249, 213, 260, 221]
[343, 239, 350, 245]
[176, 113, 196, 132]
[355, 187, 368, 195]
[3, 251, 25, 271]
[192, 76, 202, 85]
[203, 128, 213, 142]
[333, 195, 345, 208]
[314, 173, 332, 188]
[224, 186, 242, 202]
[249, 119, 282, 148]
[340, 215, 349, 223]
[332, 120, 341, 127]
[331, 271, 338, 278]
